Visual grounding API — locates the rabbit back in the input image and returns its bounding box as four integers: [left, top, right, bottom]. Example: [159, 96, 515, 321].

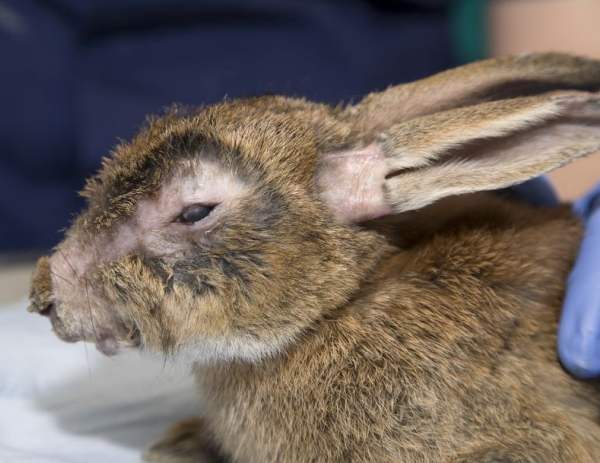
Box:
[194, 195, 600, 463]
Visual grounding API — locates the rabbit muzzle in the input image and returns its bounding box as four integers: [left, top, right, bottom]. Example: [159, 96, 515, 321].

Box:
[29, 245, 141, 356]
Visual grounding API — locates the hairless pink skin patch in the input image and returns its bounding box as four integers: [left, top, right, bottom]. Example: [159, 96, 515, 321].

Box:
[317, 143, 392, 223]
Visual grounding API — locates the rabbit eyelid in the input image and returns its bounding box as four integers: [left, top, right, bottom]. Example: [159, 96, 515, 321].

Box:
[129, 158, 247, 253]
[63, 157, 248, 277]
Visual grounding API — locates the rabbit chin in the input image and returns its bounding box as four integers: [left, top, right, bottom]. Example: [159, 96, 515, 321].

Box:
[145, 333, 295, 365]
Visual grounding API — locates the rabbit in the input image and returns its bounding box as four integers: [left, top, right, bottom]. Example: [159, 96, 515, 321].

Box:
[29, 52, 600, 463]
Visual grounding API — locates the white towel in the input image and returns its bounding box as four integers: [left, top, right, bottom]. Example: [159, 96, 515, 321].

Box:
[0, 301, 197, 463]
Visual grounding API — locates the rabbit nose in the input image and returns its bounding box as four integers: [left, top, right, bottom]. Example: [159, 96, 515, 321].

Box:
[29, 255, 54, 315]
[38, 302, 56, 318]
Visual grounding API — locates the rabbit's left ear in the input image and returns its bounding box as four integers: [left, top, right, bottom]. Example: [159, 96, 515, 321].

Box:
[318, 92, 600, 223]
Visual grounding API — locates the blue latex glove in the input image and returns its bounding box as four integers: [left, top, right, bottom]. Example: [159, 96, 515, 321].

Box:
[558, 182, 600, 379]
[508, 177, 600, 379]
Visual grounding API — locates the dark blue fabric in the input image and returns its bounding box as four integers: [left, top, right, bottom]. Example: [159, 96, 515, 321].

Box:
[1, 0, 453, 251]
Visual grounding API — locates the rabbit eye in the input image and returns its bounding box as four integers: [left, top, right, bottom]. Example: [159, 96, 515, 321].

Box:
[177, 204, 215, 224]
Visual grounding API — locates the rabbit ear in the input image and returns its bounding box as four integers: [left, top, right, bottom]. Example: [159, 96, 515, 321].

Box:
[318, 91, 600, 223]
[351, 53, 600, 137]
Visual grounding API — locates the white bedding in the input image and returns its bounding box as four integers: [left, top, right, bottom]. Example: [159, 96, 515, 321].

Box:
[0, 301, 197, 463]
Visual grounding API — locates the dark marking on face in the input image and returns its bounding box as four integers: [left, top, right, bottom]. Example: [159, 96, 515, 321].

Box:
[173, 272, 217, 297]
[162, 129, 206, 158]
[169, 257, 216, 297]
[218, 257, 249, 285]
[142, 254, 216, 297]
[81, 127, 215, 233]
[142, 258, 174, 290]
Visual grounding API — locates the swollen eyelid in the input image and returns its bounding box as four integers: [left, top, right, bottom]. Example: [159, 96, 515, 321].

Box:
[177, 204, 216, 224]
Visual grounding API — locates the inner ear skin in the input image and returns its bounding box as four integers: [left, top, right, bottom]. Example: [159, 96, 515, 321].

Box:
[317, 143, 392, 223]
[349, 53, 600, 137]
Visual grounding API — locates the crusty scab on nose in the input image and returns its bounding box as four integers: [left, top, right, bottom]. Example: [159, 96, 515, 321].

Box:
[29, 255, 53, 314]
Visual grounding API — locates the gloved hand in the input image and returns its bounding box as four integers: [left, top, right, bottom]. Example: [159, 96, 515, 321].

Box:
[558, 181, 600, 379]
[509, 177, 600, 379]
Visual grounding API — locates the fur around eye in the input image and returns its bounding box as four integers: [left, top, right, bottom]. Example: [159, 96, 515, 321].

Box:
[177, 204, 215, 224]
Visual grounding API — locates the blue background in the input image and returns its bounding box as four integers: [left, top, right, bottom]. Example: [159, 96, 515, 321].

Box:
[1, 0, 454, 251]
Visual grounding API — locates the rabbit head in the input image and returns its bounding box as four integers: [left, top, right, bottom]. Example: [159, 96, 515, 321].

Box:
[29, 53, 600, 361]
[28, 98, 386, 359]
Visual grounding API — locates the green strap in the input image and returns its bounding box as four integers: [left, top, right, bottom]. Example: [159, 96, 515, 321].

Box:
[450, 0, 488, 63]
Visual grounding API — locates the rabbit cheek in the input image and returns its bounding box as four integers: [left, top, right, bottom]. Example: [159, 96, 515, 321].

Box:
[94, 252, 219, 355]
[169, 258, 217, 297]
[125, 251, 281, 361]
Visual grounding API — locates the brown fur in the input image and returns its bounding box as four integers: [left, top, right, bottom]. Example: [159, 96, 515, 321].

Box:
[29, 53, 600, 462]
